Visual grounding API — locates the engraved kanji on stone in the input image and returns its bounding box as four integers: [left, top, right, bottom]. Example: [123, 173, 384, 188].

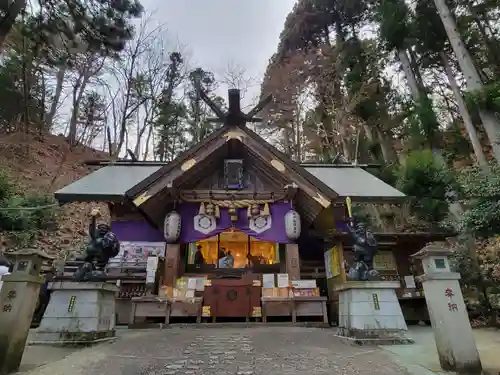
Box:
[6, 290, 16, 300]
[2, 304, 12, 312]
[448, 302, 458, 311]
[444, 288, 454, 298]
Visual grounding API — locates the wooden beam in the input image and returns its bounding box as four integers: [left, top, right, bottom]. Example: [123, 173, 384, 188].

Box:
[132, 136, 229, 207]
[179, 189, 283, 201]
[242, 140, 334, 208]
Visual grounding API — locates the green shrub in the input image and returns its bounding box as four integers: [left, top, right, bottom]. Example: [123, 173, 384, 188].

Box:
[0, 171, 59, 246]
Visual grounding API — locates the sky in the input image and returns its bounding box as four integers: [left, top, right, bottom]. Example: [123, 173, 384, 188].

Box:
[140, 0, 297, 108]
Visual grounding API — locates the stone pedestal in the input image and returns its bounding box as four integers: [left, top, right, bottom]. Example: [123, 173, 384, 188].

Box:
[335, 281, 410, 344]
[0, 273, 44, 374]
[31, 281, 118, 345]
[413, 243, 482, 375]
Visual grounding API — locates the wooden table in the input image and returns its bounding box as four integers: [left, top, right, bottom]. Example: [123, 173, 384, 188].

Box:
[293, 296, 328, 323]
[167, 297, 203, 324]
[261, 297, 295, 323]
[129, 296, 168, 325]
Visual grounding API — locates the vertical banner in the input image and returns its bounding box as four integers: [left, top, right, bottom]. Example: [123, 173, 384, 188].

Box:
[331, 247, 341, 277]
[325, 247, 341, 279]
[324, 249, 333, 279]
[146, 256, 159, 284]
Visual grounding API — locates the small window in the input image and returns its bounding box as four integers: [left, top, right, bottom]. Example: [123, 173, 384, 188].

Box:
[186, 231, 279, 269]
[224, 159, 244, 189]
[434, 258, 446, 269]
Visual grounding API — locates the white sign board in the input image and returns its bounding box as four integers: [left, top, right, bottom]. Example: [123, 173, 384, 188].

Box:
[108, 241, 166, 266]
[324, 249, 333, 279]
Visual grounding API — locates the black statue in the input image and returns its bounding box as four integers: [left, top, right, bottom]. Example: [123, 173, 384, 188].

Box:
[346, 218, 380, 281]
[72, 211, 120, 282]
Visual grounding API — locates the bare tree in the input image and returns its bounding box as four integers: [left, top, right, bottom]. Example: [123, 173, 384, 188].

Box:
[220, 61, 257, 100]
[107, 14, 173, 157]
[66, 52, 107, 145]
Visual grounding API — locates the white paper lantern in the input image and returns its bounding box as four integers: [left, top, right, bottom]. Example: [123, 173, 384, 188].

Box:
[164, 211, 181, 243]
[284, 209, 301, 240]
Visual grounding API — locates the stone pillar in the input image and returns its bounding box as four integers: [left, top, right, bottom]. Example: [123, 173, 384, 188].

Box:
[412, 242, 482, 375]
[164, 244, 181, 287]
[335, 281, 409, 343]
[0, 273, 44, 374]
[32, 281, 118, 345]
[285, 244, 300, 280]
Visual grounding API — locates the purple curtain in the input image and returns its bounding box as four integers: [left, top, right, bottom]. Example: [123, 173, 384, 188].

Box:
[111, 220, 164, 242]
[178, 203, 292, 244]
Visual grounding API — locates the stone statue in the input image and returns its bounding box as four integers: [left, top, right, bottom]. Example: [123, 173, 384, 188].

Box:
[72, 209, 120, 282]
[346, 218, 380, 281]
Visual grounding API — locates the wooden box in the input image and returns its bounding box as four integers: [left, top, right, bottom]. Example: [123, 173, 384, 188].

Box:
[261, 297, 294, 323]
[129, 297, 168, 325]
[168, 298, 203, 323]
[293, 296, 328, 323]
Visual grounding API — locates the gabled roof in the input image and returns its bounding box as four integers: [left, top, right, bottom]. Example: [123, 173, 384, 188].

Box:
[126, 125, 338, 209]
[304, 165, 405, 202]
[54, 165, 161, 203]
[53, 126, 406, 206]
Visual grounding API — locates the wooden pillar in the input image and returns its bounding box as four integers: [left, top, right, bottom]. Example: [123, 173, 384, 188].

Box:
[285, 243, 300, 280]
[164, 244, 180, 287]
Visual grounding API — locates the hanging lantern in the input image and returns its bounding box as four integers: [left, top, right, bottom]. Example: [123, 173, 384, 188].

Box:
[251, 203, 260, 217]
[164, 211, 181, 243]
[284, 209, 301, 240]
[206, 202, 215, 217]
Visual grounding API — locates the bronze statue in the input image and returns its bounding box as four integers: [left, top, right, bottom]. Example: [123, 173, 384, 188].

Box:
[72, 209, 120, 282]
[346, 218, 380, 281]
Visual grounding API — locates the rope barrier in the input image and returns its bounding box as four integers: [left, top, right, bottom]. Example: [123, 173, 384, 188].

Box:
[0, 203, 58, 211]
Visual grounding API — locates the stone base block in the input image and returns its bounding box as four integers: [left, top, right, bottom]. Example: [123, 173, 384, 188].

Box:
[335, 281, 411, 345]
[30, 281, 118, 345]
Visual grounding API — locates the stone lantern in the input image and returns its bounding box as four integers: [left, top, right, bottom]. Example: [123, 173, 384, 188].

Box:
[412, 242, 482, 375]
[0, 249, 50, 374]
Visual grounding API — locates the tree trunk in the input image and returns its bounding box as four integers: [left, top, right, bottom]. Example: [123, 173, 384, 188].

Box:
[68, 72, 91, 146]
[441, 52, 487, 167]
[0, 0, 26, 50]
[375, 128, 397, 163]
[397, 49, 421, 101]
[46, 64, 66, 129]
[408, 48, 425, 91]
[143, 123, 153, 161]
[433, 0, 500, 162]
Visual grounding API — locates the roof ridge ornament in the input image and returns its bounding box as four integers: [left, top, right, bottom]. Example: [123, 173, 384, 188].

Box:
[195, 76, 272, 127]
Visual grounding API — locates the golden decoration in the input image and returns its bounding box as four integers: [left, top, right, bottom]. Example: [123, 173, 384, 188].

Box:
[252, 306, 262, 317]
[133, 191, 152, 206]
[181, 158, 197, 171]
[313, 192, 331, 208]
[223, 130, 246, 141]
[202, 306, 211, 317]
[270, 159, 286, 172]
[260, 203, 270, 216]
[252, 279, 262, 287]
[205, 202, 215, 216]
[228, 202, 238, 222]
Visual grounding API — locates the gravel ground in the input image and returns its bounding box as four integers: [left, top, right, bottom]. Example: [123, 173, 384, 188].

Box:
[19, 327, 413, 375]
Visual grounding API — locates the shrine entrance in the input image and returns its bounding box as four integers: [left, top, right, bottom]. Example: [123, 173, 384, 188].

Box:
[187, 229, 279, 269]
[187, 229, 278, 321]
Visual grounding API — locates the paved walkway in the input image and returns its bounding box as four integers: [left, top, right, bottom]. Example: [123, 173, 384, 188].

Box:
[20, 327, 411, 375]
[381, 326, 500, 375]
